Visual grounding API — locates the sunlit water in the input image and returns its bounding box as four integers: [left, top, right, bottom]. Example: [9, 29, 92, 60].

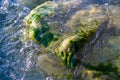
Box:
[0, 0, 120, 80]
[0, 0, 45, 80]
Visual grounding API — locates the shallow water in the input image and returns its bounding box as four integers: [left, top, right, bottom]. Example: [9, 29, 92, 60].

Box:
[0, 0, 45, 80]
[0, 0, 120, 80]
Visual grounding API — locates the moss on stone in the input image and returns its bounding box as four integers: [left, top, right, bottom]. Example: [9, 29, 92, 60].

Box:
[23, 1, 120, 79]
[24, 1, 56, 25]
[39, 32, 55, 47]
[24, 1, 104, 68]
[28, 27, 38, 40]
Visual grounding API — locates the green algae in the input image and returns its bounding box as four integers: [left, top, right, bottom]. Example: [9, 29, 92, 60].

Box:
[23, 1, 120, 79]
[28, 27, 38, 40]
[54, 20, 101, 67]
[81, 62, 120, 79]
[24, 1, 104, 68]
[24, 1, 56, 27]
[39, 32, 55, 47]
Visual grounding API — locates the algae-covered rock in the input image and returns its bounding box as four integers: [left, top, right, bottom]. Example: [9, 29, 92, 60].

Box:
[74, 6, 120, 80]
[55, 35, 80, 66]
[24, 1, 57, 26]
[22, 0, 120, 79]
[23, 1, 106, 68]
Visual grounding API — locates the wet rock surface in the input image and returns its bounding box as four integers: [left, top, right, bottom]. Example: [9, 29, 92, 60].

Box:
[23, 0, 120, 79]
[74, 5, 120, 80]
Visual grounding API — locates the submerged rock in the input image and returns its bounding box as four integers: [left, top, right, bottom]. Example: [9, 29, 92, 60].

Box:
[74, 5, 120, 80]
[23, 0, 120, 79]
[37, 54, 67, 80]
[24, 1, 105, 67]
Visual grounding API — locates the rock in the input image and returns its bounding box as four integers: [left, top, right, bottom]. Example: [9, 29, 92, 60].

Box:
[23, 0, 120, 79]
[74, 6, 120, 80]
[37, 54, 67, 80]
[23, 1, 106, 67]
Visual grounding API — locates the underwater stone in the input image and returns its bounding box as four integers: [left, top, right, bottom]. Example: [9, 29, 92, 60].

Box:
[24, 1, 106, 68]
[23, 0, 120, 79]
